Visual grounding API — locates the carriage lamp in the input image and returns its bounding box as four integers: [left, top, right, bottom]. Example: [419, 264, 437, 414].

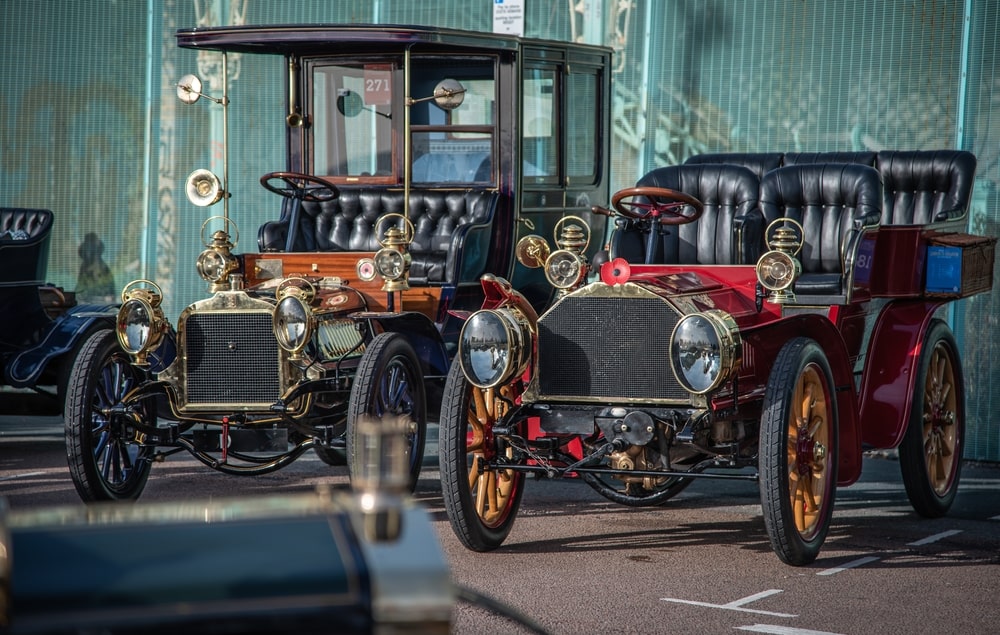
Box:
[272, 279, 316, 360]
[373, 214, 414, 293]
[458, 308, 533, 388]
[196, 227, 239, 291]
[668, 309, 742, 394]
[756, 219, 804, 305]
[117, 281, 168, 367]
[542, 216, 590, 290]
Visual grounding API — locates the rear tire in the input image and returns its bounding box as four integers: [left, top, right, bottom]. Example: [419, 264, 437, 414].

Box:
[899, 319, 964, 518]
[760, 337, 838, 566]
[64, 329, 155, 501]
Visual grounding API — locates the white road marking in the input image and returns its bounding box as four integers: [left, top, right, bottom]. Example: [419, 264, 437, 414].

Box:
[661, 589, 797, 618]
[816, 556, 880, 576]
[736, 625, 844, 635]
[907, 529, 962, 546]
[0, 471, 47, 482]
[991, 515, 1000, 521]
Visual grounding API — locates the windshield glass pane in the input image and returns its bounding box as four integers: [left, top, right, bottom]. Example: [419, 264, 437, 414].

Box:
[313, 62, 394, 178]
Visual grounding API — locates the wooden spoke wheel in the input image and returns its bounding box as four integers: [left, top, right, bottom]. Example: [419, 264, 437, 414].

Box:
[899, 319, 964, 517]
[438, 362, 525, 551]
[760, 337, 838, 566]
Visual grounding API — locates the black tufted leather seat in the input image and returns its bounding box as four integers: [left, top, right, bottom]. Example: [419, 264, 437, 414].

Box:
[760, 164, 882, 298]
[257, 189, 499, 285]
[784, 151, 876, 168]
[876, 150, 977, 225]
[0, 208, 53, 285]
[684, 152, 783, 181]
[610, 164, 763, 265]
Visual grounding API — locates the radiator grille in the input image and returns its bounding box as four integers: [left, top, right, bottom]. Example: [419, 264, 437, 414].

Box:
[184, 312, 281, 405]
[537, 294, 687, 401]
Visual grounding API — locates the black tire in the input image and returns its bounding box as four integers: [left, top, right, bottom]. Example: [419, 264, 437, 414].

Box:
[898, 319, 964, 518]
[438, 361, 525, 552]
[760, 337, 838, 566]
[57, 322, 109, 415]
[313, 442, 347, 466]
[64, 329, 155, 501]
[346, 332, 427, 492]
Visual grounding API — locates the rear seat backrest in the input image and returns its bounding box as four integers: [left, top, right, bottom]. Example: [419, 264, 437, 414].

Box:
[0, 207, 54, 285]
[876, 150, 977, 225]
[760, 164, 882, 297]
[684, 152, 783, 181]
[784, 151, 876, 167]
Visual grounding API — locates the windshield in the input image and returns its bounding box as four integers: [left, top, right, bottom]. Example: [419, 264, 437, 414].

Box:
[310, 56, 497, 185]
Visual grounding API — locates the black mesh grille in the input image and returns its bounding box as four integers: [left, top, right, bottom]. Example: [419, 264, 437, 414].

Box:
[184, 312, 281, 404]
[537, 295, 687, 401]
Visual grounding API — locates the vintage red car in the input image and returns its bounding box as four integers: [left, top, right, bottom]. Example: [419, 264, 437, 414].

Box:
[62, 24, 611, 501]
[438, 150, 994, 565]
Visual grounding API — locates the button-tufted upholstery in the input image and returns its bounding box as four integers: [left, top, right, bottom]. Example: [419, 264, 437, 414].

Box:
[784, 151, 876, 168]
[257, 189, 499, 284]
[760, 164, 882, 297]
[0, 207, 54, 285]
[684, 152, 783, 181]
[876, 150, 976, 225]
[610, 164, 763, 265]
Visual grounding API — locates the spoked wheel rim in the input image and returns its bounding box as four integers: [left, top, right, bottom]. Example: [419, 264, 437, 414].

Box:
[787, 364, 832, 540]
[922, 341, 958, 495]
[374, 357, 424, 475]
[89, 352, 153, 493]
[467, 384, 519, 528]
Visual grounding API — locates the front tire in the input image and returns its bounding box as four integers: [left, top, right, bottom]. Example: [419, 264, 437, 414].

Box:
[760, 338, 838, 566]
[899, 319, 964, 518]
[347, 332, 427, 492]
[438, 361, 525, 551]
[65, 329, 155, 501]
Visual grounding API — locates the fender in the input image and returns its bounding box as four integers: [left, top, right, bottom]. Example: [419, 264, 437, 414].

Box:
[744, 313, 863, 485]
[4, 303, 116, 388]
[352, 310, 449, 378]
[858, 299, 944, 449]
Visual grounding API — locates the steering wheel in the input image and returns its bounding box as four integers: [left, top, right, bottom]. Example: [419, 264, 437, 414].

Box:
[611, 187, 704, 225]
[260, 171, 340, 203]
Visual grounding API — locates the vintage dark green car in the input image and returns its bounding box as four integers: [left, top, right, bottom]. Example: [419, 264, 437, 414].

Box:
[62, 23, 612, 501]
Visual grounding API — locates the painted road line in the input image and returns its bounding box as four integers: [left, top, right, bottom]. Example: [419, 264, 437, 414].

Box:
[991, 515, 1000, 521]
[907, 529, 962, 546]
[737, 625, 844, 635]
[661, 589, 796, 618]
[0, 471, 47, 482]
[816, 556, 881, 576]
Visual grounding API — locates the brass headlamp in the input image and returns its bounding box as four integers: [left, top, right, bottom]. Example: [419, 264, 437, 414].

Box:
[116, 280, 168, 367]
[756, 218, 804, 305]
[196, 217, 240, 292]
[373, 213, 414, 293]
[272, 278, 317, 360]
[543, 215, 591, 291]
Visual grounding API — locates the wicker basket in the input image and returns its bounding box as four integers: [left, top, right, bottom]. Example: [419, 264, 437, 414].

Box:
[925, 233, 997, 298]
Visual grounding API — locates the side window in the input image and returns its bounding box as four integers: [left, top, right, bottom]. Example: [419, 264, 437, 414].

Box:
[410, 58, 497, 184]
[566, 68, 600, 183]
[522, 67, 558, 182]
[312, 62, 395, 180]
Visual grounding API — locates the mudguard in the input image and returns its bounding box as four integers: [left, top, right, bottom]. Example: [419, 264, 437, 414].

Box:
[3, 303, 116, 388]
[353, 310, 450, 378]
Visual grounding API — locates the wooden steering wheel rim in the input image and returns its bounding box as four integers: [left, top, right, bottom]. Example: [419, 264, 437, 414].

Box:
[611, 186, 705, 225]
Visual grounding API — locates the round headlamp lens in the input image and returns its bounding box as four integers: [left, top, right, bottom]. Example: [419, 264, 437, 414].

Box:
[459, 309, 531, 388]
[544, 250, 585, 289]
[374, 249, 405, 280]
[273, 295, 312, 353]
[756, 250, 799, 291]
[670, 311, 740, 394]
[196, 249, 227, 282]
[117, 298, 154, 355]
